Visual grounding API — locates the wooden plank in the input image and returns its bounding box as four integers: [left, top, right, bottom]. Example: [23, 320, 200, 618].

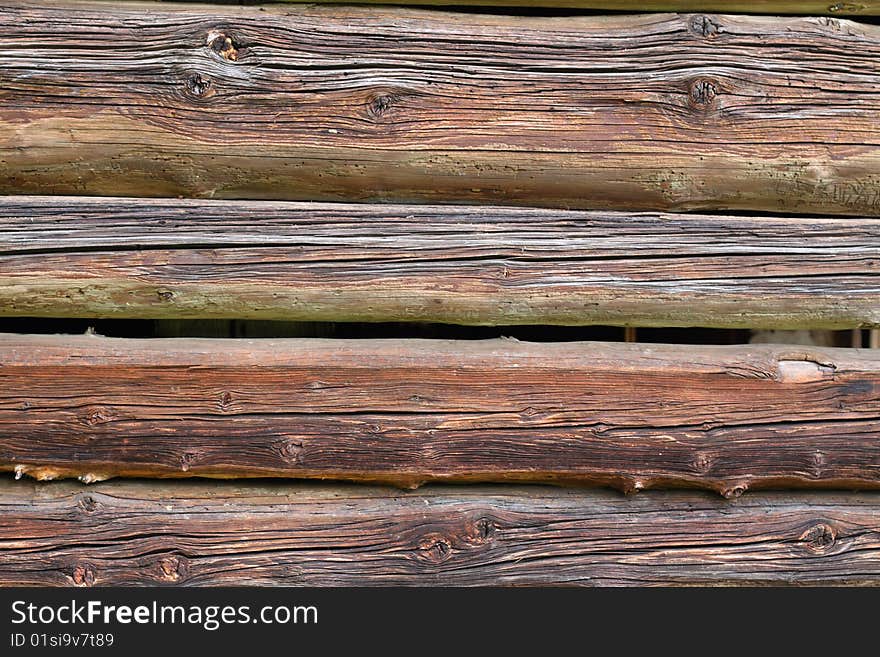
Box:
[2, 334, 879, 494]
[2, 479, 879, 586]
[2, 3, 880, 214]
[3, 196, 880, 328]
[161, 1, 880, 15]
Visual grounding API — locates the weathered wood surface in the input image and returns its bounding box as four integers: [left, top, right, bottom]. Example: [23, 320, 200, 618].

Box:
[3, 3, 880, 214]
[163, 0, 880, 16]
[3, 196, 880, 328]
[2, 334, 879, 494]
[2, 479, 879, 586]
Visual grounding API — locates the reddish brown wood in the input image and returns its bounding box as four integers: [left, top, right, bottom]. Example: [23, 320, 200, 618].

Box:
[1, 334, 879, 494]
[2, 479, 879, 586]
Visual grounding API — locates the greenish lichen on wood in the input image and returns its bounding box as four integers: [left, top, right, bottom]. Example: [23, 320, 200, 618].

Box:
[2, 196, 879, 328]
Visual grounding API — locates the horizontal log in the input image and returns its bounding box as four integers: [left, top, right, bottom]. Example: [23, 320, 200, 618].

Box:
[3, 196, 880, 328]
[2, 334, 879, 494]
[162, 1, 880, 16]
[3, 4, 880, 214]
[2, 479, 879, 586]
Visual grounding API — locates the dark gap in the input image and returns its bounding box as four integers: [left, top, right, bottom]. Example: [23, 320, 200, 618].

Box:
[0, 318, 159, 339]
[0, 318, 862, 347]
[2, 472, 873, 499]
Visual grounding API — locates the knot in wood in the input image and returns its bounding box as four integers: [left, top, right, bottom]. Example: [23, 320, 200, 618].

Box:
[722, 484, 747, 499]
[689, 79, 718, 108]
[693, 452, 712, 473]
[367, 93, 396, 119]
[72, 563, 96, 587]
[689, 15, 720, 39]
[185, 73, 212, 99]
[417, 537, 452, 564]
[82, 406, 112, 426]
[218, 390, 233, 411]
[77, 494, 100, 514]
[180, 452, 197, 472]
[278, 438, 304, 464]
[207, 30, 239, 61]
[799, 523, 837, 553]
[157, 289, 174, 301]
[159, 555, 189, 582]
[520, 406, 540, 419]
[467, 517, 496, 544]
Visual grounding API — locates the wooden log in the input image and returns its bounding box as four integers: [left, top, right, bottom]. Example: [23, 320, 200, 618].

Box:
[3, 196, 880, 328]
[163, 1, 880, 16]
[3, 3, 880, 214]
[2, 334, 879, 494]
[2, 478, 879, 586]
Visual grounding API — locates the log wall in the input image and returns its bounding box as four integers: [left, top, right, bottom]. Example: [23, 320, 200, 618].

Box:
[3, 0, 880, 587]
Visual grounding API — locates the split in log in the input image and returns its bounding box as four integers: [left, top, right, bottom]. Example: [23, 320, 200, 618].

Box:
[3, 196, 880, 328]
[2, 334, 879, 494]
[2, 478, 879, 586]
[3, 3, 880, 214]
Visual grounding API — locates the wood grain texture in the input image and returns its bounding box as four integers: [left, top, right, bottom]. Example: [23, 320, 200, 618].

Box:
[2, 334, 879, 494]
[3, 196, 880, 328]
[3, 3, 880, 214]
[163, 0, 880, 16]
[2, 479, 880, 586]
